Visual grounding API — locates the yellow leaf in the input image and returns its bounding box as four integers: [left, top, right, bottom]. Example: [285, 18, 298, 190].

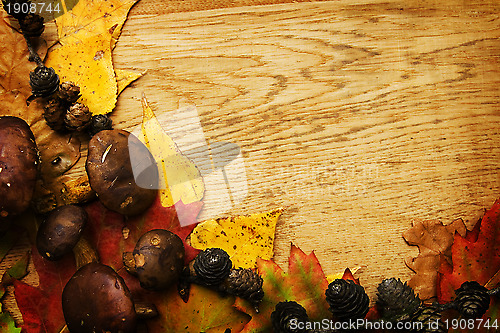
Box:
[139, 95, 204, 207]
[190, 208, 283, 268]
[56, 0, 138, 48]
[45, 31, 117, 115]
[115, 68, 142, 95]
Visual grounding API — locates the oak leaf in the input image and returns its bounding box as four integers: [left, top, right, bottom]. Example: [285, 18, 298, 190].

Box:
[403, 219, 467, 300]
[190, 208, 283, 269]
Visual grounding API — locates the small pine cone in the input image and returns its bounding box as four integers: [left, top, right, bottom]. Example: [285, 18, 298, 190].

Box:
[376, 278, 421, 322]
[271, 301, 309, 333]
[43, 97, 67, 131]
[58, 82, 81, 104]
[87, 114, 113, 137]
[2, 0, 30, 19]
[29, 66, 59, 97]
[193, 248, 232, 286]
[453, 281, 490, 319]
[325, 279, 369, 321]
[223, 268, 264, 312]
[411, 306, 447, 333]
[64, 103, 91, 131]
[18, 13, 44, 37]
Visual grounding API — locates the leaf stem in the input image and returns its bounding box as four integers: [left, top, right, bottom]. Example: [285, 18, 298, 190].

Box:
[22, 32, 43, 67]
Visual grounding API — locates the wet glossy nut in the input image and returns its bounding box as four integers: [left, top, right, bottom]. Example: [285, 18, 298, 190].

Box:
[36, 205, 87, 261]
[62, 262, 137, 333]
[132, 229, 185, 290]
[86, 129, 158, 216]
[0, 116, 38, 222]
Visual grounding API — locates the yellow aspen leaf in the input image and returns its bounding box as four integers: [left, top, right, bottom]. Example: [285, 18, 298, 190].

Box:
[190, 208, 283, 268]
[115, 68, 143, 95]
[56, 0, 138, 48]
[45, 30, 117, 115]
[139, 95, 204, 207]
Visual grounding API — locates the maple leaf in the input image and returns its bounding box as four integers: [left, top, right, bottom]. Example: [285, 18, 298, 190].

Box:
[403, 219, 467, 301]
[13, 250, 75, 333]
[190, 208, 283, 269]
[236, 244, 331, 332]
[437, 198, 500, 302]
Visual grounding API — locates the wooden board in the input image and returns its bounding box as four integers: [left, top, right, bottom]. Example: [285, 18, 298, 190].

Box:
[2, 0, 500, 324]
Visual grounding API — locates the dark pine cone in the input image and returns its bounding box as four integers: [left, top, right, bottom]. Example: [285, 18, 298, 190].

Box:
[2, 0, 30, 20]
[18, 13, 44, 37]
[411, 306, 447, 333]
[64, 103, 91, 131]
[58, 81, 81, 104]
[88, 114, 113, 137]
[193, 248, 232, 286]
[271, 301, 309, 333]
[453, 281, 490, 319]
[29, 66, 59, 97]
[223, 268, 264, 312]
[376, 278, 421, 322]
[325, 279, 369, 321]
[43, 97, 66, 131]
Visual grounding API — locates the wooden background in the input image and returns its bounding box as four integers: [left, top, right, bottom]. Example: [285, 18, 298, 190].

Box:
[3, 0, 500, 324]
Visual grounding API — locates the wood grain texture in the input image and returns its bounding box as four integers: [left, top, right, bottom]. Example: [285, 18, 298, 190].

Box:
[2, 0, 500, 324]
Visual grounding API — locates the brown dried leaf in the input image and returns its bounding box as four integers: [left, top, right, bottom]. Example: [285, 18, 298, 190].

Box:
[403, 219, 467, 301]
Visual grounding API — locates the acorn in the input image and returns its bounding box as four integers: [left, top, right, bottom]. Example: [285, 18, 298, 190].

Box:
[410, 306, 447, 333]
[18, 13, 44, 37]
[325, 279, 369, 321]
[376, 278, 421, 322]
[222, 268, 264, 312]
[29, 66, 60, 97]
[271, 301, 309, 333]
[88, 114, 113, 137]
[453, 281, 490, 319]
[192, 248, 232, 287]
[64, 102, 91, 131]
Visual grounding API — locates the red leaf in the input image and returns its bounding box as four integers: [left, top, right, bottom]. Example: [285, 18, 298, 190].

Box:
[14, 249, 75, 333]
[437, 198, 500, 303]
[236, 244, 331, 333]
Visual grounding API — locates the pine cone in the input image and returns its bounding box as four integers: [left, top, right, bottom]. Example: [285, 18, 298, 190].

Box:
[223, 268, 264, 312]
[29, 66, 59, 97]
[271, 301, 309, 333]
[453, 281, 490, 319]
[411, 306, 447, 333]
[18, 13, 44, 37]
[88, 114, 113, 137]
[376, 278, 421, 322]
[43, 97, 67, 131]
[2, 0, 30, 19]
[193, 248, 232, 286]
[58, 82, 81, 104]
[325, 279, 369, 321]
[64, 103, 91, 131]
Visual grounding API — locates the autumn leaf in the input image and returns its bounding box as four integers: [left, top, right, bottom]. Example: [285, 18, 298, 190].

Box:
[191, 208, 282, 269]
[55, 0, 138, 48]
[403, 219, 467, 301]
[115, 68, 142, 95]
[138, 95, 205, 208]
[146, 284, 250, 332]
[236, 244, 331, 333]
[14, 249, 75, 333]
[438, 198, 500, 302]
[0, 10, 47, 96]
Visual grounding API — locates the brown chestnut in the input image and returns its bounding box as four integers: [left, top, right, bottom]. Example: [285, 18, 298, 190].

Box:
[36, 205, 87, 261]
[129, 229, 185, 290]
[62, 262, 137, 333]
